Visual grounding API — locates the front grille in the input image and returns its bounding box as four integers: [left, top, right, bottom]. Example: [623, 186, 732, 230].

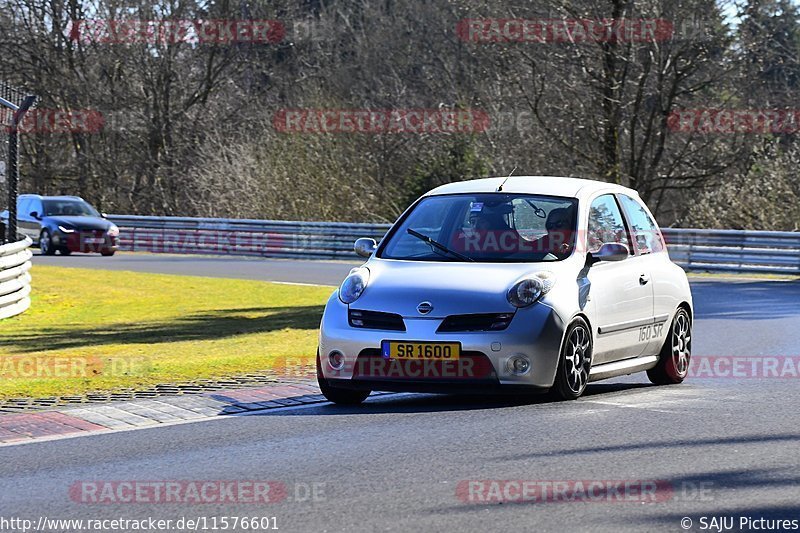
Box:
[349, 309, 406, 331]
[437, 313, 514, 333]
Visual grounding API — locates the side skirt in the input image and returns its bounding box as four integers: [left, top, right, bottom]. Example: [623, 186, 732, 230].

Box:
[588, 355, 659, 382]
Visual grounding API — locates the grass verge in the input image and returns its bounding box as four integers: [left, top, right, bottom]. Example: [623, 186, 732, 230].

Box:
[0, 266, 332, 399]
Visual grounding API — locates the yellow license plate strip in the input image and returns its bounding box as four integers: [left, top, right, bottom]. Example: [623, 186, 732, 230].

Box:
[382, 341, 461, 360]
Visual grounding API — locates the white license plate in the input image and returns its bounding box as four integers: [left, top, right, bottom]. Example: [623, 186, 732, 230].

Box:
[83, 237, 105, 244]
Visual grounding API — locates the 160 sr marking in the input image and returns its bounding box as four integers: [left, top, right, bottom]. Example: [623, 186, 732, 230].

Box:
[639, 323, 665, 342]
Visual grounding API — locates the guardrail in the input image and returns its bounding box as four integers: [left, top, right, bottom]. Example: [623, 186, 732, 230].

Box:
[108, 215, 800, 275]
[0, 237, 33, 319]
[109, 215, 389, 260]
[661, 228, 800, 274]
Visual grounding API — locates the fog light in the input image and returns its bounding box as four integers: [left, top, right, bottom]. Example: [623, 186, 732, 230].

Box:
[507, 355, 531, 376]
[328, 351, 345, 371]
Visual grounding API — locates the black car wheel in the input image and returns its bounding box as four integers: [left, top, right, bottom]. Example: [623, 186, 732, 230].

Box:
[551, 317, 593, 400]
[647, 307, 692, 385]
[39, 230, 55, 256]
[59, 247, 72, 255]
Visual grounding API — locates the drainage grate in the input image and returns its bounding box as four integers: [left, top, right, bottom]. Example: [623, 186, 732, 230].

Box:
[0, 369, 313, 413]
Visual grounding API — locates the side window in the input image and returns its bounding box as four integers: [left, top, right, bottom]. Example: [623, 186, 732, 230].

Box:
[587, 194, 631, 254]
[17, 198, 31, 217]
[29, 199, 43, 217]
[618, 195, 665, 254]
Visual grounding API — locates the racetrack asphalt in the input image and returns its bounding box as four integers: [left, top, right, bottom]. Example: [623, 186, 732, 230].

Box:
[0, 252, 797, 532]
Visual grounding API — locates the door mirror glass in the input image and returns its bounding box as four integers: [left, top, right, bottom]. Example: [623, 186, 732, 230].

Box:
[29, 211, 40, 220]
[592, 242, 629, 262]
[354, 238, 377, 258]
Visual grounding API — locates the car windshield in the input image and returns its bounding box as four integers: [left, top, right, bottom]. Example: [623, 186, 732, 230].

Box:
[379, 193, 578, 263]
[42, 199, 100, 217]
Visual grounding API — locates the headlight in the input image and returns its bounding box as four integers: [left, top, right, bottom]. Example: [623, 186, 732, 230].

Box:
[107, 225, 120, 237]
[58, 225, 75, 233]
[507, 271, 555, 308]
[339, 267, 370, 304]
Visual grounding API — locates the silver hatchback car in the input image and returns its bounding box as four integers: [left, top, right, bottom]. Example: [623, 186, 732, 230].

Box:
[317, 176, 693, 404]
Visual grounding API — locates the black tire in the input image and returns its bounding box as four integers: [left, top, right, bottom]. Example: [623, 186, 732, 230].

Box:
[551, 317, 593, 400]
[59, 247, 72, 255]
[647, 307, 692, 385]
[101, 250, 116, 257]
[317, 353, 370, 405]
[39, 230, 55, 255]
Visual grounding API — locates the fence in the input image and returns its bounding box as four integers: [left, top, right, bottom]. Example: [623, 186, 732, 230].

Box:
[108, 215, 800, 274]
[0, 237, 32, 319]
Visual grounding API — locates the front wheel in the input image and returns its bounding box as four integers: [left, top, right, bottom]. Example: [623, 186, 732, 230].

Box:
[101, 250, 116, 257]
[39, 230, 55, 256]
[317, 353, 370, 405]
[647, 308, 692, 385]
[551, 317, 593, 400]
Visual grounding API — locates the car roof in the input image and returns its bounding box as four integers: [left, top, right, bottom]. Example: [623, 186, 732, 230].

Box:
[425, 176, 639, 199]
[19, 194, 84, 201]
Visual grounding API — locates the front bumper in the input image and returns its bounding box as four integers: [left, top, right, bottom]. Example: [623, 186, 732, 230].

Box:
[318, 292, 567, 391]
[53, 231, 118, 253]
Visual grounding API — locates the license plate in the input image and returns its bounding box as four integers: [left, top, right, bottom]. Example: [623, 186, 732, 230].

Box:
[381, 341, 461, 360]
[83, 238, 105, 244]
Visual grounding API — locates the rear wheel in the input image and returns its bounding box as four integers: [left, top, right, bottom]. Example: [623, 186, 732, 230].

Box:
[317, 352, 370, 405]
[39, 230, 55, 256]
[59, 247, 72, 255]
[551, 318, 593, 400]
[101, 250, 115, 257]
[647, 308, 691, 385]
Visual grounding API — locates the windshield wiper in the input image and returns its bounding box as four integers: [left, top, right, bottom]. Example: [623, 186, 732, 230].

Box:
[406, 228, 474, 262]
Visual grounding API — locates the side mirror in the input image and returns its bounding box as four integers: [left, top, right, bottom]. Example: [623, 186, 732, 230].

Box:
[354, 237, 377, 258]
[29, 211, 40, 220]
[590, 242, 629, 263]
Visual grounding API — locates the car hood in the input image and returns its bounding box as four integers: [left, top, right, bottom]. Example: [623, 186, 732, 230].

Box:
[352, 259, 558, 318]
[48, 216, 112, 231]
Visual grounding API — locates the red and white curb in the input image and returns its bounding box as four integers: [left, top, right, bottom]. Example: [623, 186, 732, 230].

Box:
[0, 380, 390, 445]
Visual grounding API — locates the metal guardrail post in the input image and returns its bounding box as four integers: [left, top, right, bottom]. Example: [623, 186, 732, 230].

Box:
[686, 233, 694, 270]
[1, 90, 36, 244]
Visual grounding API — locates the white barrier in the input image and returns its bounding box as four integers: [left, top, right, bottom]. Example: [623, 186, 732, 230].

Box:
[0, 237, 33, 320]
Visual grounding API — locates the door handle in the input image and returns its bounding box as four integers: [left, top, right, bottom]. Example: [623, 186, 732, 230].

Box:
[639, 274, 650, 285]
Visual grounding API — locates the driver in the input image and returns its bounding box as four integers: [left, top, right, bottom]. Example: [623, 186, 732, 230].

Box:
[536, 206, 576, 257]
